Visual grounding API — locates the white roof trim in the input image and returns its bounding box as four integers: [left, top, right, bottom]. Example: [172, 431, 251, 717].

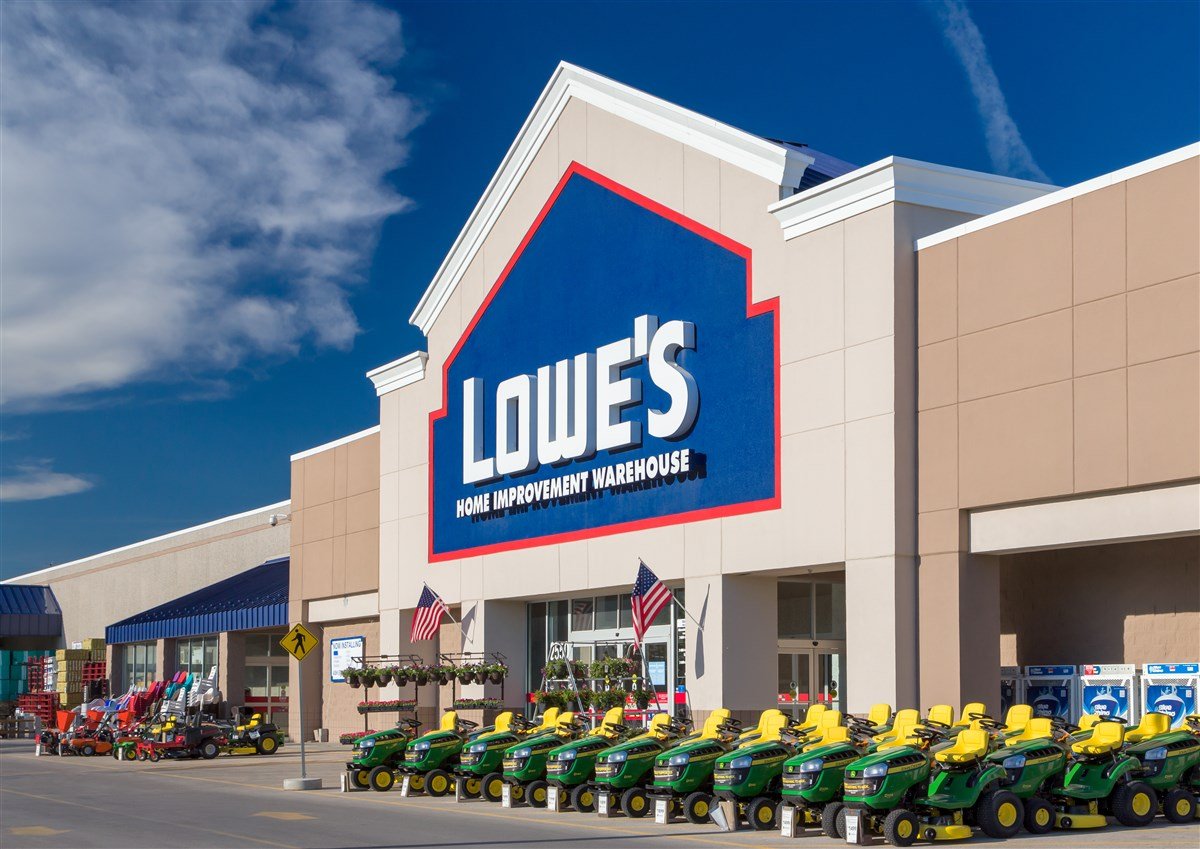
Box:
[768, 156, 1057, 240]
[917, 142, 1200, 250]
[1, 500, 291, 584]
[366, 351, 428, 397]
[408, 61, 814, 336]
[290, 425, 380, 462]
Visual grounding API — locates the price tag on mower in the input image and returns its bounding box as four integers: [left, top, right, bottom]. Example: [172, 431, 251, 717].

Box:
[781, 804, 795, 837]
[845, 810, 861, 843]
[400, 775, 412, 797]
[597, 793, 609, 816]
[547, 786, 559, 811]
[501, 783, 513, 808]
[655, 799, 669, 824]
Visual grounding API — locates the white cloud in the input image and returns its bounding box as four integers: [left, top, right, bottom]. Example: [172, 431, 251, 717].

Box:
[0, 460, 94, 502]
[934, 0, 1050, 183]
[0, 1, 420, 409]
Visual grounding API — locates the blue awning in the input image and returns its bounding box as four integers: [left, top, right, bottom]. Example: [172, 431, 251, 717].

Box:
[0, 584, 63, 637]
[106, 557, 288, 644]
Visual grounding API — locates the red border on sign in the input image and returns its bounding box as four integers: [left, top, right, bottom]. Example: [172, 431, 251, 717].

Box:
[427, 162, 781, 562]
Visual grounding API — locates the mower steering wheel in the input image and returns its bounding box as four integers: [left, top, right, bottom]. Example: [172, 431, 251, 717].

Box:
[969, 713, 1004, 731]
[922, 719, 952, 731]
[1049, 716, 1079, 734]
[665, 717, 690, 736]
[607, 722, 630, 734]
[511, 716, 536, 732]
[1104, 715, 1128, 724]
[913, 725, 945, 742]
[458, 719, 479, 730]
[1184, 715, 1200, 732]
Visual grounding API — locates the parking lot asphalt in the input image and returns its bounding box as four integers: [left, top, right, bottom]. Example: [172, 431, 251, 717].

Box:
[1, 739, 1197, 849]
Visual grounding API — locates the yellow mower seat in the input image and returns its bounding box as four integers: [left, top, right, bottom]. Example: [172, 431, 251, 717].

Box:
[803, 704, 828, 727]
[235, 713, 262, 733]
[875, 709, 920, 744]
[537, 707, 562, 731]
[1072, 721, 1125, 756]
[700, 708, 733, 740]
[868, 703, 893, 728]
[1124, 712, 1170, 743]
[1006, 718, 1055, 746]
[555, 711, 577, 735]
[739, 709, 786, 743]
[494, 712, 514, 733]
[1077, 713, 1101, 731]
[807, 709, 843, 745]
[927, 704, 955, 727]
[956, 702, 987, 727]
[595, 707, 626, 739]
[440, 710, 459, 732]
[1003, 705, 1033, 735]
[755, 710, 792, 744]
[805, 725, 850, 751]
[935, 727, 989, 764]
[645, 713, 673, 741]
[877, 719, 921, 750]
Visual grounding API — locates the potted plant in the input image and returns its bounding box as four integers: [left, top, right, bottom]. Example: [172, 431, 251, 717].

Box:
[359, 666, 378, 687]
[543, 659, 568, 680]
[376, 666, 393, 687]
[345, 667, 362, 688]
[412, 664, 430, 686]
[485, 662, 508, 685]
[456, 663, 477, 685]
[436, 664, 454, 686]
[588, 658, 608, 680]
[535, 689, 567, 710]
[393, 665, 409, 686]
[632, 685, 655, 710]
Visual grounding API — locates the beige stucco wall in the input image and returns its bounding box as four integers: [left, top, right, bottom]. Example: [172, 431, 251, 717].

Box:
[999, 536, 1198, 666]
[290, 431, 380, 603]
[917, 153, 1200, 706]
[321, 618, 379, 737]
[4, 503, 290, 647]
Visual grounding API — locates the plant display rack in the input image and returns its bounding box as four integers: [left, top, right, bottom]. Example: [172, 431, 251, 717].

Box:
[347, 653, 424, 732]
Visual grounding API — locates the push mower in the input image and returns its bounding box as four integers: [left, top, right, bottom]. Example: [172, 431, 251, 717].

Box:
[455, 709, 564, 799]
[590, 712, 690, 818]
[648, 709, 738, 824]
[491, 709, 585, 804]
[347, 717, 422, 791]
[398, 710, 480, 796]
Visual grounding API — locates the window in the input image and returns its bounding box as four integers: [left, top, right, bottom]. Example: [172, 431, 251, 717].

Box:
[176, 636, 219, 678]
[571, 597, 594, 631]
[121, 642, 157, 690]
[778, 579, 845, 641]
[595, 595, 619, 630]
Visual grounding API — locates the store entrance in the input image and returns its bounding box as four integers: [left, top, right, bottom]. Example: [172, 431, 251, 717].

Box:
[777, 641, 846, 717]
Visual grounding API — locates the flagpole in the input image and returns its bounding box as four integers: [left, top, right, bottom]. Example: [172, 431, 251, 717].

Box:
[638, 559, 704, 632]
[426, 583, 470, 643]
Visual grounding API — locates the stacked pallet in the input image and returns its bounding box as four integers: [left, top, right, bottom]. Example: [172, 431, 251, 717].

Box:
[1, 651, 51, 701]
[55, 648, 91, 707]
[16, 691, 58, 725]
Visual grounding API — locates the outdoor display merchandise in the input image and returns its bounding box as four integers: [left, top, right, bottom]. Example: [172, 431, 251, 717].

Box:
[1141, 663, 1199, 728]
[1078, 665, 1139, 723]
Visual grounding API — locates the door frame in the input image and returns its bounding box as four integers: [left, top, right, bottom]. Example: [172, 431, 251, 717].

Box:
[777, 640, 846, 717]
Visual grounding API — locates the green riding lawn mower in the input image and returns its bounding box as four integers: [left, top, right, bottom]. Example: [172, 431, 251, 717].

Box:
[397, 710, 482, 796]
[647, 709, 740, 824]
[454, 708, 566, 799]
[346, 717, 422, 792]
[589, 712, 692, 818]
[539, 708, 635, 812]
[490, 709, 587, 805]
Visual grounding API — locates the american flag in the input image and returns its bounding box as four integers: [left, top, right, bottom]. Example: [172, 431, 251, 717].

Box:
[631, 561, 672, 647]
[410, 584, 449, 642]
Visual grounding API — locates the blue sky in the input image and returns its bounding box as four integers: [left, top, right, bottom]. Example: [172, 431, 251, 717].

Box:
[1, 0, 1197, 579]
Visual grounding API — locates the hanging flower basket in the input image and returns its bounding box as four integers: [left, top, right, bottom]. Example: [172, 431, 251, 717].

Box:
[376, 669, 393, 687]
[359, 668, 378, 688]
[393, 668, 409, 686]
[345, 670, 361, 688]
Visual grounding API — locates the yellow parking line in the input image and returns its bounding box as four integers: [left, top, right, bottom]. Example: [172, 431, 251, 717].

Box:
[0, 787, 299, 849]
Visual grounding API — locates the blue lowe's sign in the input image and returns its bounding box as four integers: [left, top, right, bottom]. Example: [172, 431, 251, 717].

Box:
[428, 164, 779, 560]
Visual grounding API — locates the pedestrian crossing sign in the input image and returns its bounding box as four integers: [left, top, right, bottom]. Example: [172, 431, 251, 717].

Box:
[281, 623, 317, 661]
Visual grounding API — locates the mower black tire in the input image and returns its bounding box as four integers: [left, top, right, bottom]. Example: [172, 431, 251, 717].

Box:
[682, 792, 714, 824]
[621, 787, 650, 818]
[350, 769, 371, 789]
[200, 741, 220, 760]
[977, 789, 1023, 839]
[1112, 781, 1157, 827]
[747, 796, 777, 830]
[368, 765, 396, 792]
[148, 749, 160, 763]
[822, 802, 845, 838]
[81, 745, 95, 756]
[256, 736, 279, 755]
[426, 769, 452, 797]
[481, 773, 505, 803]
[882, 808, 918, 847]
[458, 775, 482, 799]
[1163, 787, 1196, 823]
[570, 784, 596, 813]
[1023, 796, 1054, 834]
[527, 780, 549, 808]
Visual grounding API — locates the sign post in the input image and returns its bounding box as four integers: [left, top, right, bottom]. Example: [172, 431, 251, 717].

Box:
[280, 623, 321, 791]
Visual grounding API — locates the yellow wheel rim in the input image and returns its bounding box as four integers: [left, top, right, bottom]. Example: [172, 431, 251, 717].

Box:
[695, 800, 708, 817]
[379, 773, 393, 789]
[354, 771, 369, 787]
[262, 738, 276, 752]
[997, 802, 1018, 828]
[1176, 798, 1191, 816]
[1132, 792, 1152, 817]
[533, 787, 546, 803]
[631, 796, 646, 812]
[581, 791, 593, 807]
[1035, 808, 1050, 826]
[466, 779, 481, 796]
[757, 805, 772, 823]
[410, 775, 424, 791]
[488, 779, 502, 798]
[897, 820, 913, 839]
[431, 775, 448, 793]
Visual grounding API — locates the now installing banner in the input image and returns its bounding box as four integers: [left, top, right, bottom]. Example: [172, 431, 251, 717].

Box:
[428, 164, 779, 560]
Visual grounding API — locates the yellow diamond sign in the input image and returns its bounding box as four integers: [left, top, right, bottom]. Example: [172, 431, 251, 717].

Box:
[280, 623, 317, 661]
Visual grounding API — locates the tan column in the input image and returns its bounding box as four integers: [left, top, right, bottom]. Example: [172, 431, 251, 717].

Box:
[459, 599, 527, 710]
[918, 550, 1001, 709]
[846, 556, 919, 713]
[285, 601, 324, 742]
[217, 632, 245, 719]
